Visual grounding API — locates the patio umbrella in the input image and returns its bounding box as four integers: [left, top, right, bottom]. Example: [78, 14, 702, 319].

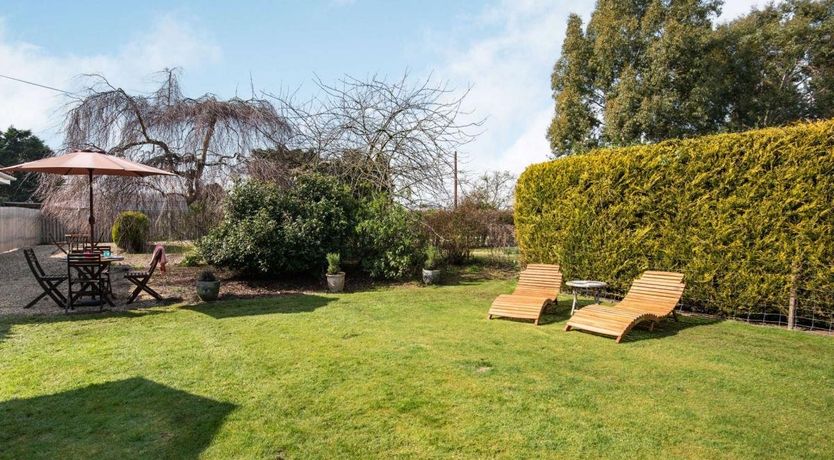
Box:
[0, 150, 176, 245]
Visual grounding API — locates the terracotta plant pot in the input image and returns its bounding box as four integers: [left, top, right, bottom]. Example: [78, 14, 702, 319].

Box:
[196, 280, 220, 301]
[422, 269, 442, 285]
[326, 272, 345, 293]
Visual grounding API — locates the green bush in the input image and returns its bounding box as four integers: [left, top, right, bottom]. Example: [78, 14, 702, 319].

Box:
[199, 174, 355, 275]
[180, 247, 205, 267]
[516, 120, 834, 316]
[111, 211, 150, 253]
[355, 196, 424, 280]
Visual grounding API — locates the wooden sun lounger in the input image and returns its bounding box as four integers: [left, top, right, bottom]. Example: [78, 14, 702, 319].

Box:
[488, 264, 562, 325]
[564, 271, 685, 343]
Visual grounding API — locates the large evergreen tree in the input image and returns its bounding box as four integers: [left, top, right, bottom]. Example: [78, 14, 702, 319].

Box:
[0, 127, 52, 203]
[548, 0, 834, 156]
[547, 14, 598, 155]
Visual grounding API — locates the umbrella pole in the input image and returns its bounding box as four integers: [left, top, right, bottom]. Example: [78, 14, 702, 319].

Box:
[88, 169, 95, 246]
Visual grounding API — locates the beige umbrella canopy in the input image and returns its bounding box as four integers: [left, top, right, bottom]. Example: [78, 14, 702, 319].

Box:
[0, 150, 176, 245]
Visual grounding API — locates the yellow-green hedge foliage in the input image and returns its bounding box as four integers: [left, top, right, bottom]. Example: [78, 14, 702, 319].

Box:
[516, 120, 834, 315]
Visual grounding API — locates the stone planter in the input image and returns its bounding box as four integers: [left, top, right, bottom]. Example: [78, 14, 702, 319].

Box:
[326, 272, 345, 293]
[422, 269, 442, 285]
[196, 280, 220, 301]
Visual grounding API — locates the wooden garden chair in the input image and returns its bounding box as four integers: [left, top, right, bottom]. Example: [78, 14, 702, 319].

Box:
[487, 264, 563, 325]
[67, 252, 113, 311]
[565, 271, 685, 343]
[23, 248, 67, 309]
[81, 243, 113, 295]
[126, 248, 163, 304]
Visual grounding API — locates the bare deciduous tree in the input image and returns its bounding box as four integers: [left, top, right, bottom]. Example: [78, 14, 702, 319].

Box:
[270, 73, 482, 205]
[40, 68, 290, 235]
[462, 170, 516, 210]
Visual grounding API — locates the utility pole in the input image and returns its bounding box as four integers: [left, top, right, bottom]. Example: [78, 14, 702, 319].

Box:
[453, 151, 458, 209]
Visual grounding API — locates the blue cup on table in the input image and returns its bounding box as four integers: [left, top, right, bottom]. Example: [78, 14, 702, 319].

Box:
[103, 250, 111, 258]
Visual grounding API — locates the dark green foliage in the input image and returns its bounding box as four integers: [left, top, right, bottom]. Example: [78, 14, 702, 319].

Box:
[716, 0, 834, 129]
[197, 271, 217, 282]
[517, 120, 834, 316]
[354, 196, 424, 279]
[111, 211, 150, 253]
[0, 127, 52, 203]
[548, 0, 834, 155]
[199, 174, 355, 275]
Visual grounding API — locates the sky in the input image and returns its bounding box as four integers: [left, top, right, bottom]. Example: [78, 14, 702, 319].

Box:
[0, 0, 764, 176]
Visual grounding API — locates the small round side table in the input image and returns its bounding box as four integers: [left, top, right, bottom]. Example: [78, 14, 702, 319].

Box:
[565, 280, 608, 315]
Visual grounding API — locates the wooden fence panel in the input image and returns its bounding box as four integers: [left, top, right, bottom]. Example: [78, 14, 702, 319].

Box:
[0, 207, 41, 252]
[2, 205, 208, 252]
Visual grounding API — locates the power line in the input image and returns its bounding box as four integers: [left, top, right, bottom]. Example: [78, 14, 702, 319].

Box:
[0, 73, 77, 96]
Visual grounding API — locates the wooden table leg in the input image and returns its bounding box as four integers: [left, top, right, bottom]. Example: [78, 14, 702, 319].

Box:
[571, 289, 578, 315]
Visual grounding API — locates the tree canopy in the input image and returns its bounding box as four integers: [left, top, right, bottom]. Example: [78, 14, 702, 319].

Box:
[548, 0, 834, 156]
[0, 127, 52, 203]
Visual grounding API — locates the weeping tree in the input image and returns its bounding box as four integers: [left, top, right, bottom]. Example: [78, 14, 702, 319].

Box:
[40, 68, 290, 236]
[269, 73, 482, 206]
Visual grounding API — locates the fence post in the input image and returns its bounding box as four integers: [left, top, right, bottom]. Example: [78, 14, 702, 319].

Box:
[787, 258, 801, 331]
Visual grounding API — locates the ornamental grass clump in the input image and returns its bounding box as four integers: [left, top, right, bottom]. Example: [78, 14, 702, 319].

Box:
[326, 252, 341, 275]
[424, 245, 443, 270]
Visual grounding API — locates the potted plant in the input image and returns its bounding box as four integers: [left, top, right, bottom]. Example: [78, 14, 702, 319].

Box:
[422, 245, 443, 285]
[196, 270, 220, 301]
[325, 252, 345, 293]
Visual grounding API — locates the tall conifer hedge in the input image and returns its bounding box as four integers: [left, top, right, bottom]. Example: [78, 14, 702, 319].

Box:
[516, 120, 834, 315]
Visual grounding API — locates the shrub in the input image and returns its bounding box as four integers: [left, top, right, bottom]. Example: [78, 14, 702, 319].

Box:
[199, 173, 355, 275]
[515, 120, 834, 316]
[180, 247, 205, 267]
[421, 203, 489, 264]
[355, 196, 424, 279]
[111, 211, 150, 253]
[326, 252, 341, 275]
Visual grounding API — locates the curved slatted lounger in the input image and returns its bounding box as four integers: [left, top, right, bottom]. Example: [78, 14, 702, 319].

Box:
[564, 271, 685, 343]
[488, 264, 562, 325]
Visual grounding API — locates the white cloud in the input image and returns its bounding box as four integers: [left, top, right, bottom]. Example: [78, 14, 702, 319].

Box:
[718, 0, 766, 23]
[432, 0, 594, 176]
[0, 14, 221, 147]
[434, 0, 768, 177]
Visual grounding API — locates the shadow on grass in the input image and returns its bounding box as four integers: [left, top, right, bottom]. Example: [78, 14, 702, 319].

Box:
[486, 298, 582, 326]
[441, 264, 516, 287]
[0, 377, 234, 459]
[0, 308, 174, 344]
[182, 293, 335, 319]
[562, 312, 723, 343]
[621, 314, 724, 343]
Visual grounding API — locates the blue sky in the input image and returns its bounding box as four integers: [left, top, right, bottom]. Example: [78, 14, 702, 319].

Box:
[0, 0, 762, 175]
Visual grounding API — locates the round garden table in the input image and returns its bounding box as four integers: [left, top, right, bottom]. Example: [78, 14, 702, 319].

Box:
[566, 280, 608, 315]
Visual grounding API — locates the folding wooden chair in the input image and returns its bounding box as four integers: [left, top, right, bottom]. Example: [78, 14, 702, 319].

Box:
[126, 249, 163, 304]
[82, 243, 113, 294]
[67, 252, 113, 311]
[66, 233, 89, 253]
[23, 248, 67, 309]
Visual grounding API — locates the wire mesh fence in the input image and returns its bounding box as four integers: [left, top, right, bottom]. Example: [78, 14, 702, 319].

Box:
[592, 284, 834, 336]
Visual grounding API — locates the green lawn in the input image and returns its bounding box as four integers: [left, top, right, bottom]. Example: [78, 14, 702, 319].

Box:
[1, 277, 833, 459]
